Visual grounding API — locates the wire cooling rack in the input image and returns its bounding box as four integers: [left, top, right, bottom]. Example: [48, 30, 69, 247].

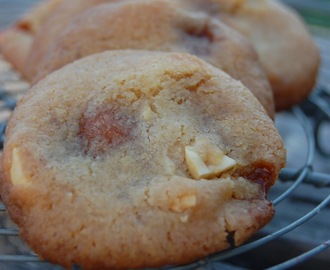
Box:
[0, 1, 330, 270]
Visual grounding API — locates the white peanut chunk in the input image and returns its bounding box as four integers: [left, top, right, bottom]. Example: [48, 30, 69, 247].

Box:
[185, 143, 236, 180]
[185, 147, 210, 180]
[10, 148, 30, 187]
[208, 155, 237, 176]
[170, 194, 197, 213]
[180, 213, 189, 223]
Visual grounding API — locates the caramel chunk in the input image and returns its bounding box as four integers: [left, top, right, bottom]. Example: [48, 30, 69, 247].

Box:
[79, 107, 133, 156]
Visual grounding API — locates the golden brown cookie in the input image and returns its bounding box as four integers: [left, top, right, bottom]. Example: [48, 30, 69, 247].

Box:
[29, 0, 275, 117]
[0, 27, 33, 74]
[23, 0, 116, 81]
[0, 0, 64, 76]
[0, 50, 286, 269]
[16, 0, 64, 35]
[179, 0, 320, 111]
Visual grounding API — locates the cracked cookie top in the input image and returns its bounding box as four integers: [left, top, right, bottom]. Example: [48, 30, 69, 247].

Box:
[0, 50, 285, 269]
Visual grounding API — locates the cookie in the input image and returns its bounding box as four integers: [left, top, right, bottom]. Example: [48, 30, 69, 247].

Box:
[179, 0, 320, 110]
[0, 27, 33, 75]
[0, 0, 64, 76]
[28, 0, 275, 117]
[23, 0, 116, 81]
[0, 50, 286, 269]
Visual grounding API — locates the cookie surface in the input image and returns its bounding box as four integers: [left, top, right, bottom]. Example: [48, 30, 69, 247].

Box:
[1, 51, 285, 269]
[179, 0, 320, 110]
[27, 0, 274, 117]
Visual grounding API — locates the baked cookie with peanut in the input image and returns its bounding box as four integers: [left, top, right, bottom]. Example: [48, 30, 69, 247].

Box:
[0, 50, 286, 269]
[179, 0, 320, 110]
[27, 0, 275, 117]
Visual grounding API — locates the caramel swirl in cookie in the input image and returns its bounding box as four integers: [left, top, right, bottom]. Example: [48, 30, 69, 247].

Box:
[79, 106, 134, 156]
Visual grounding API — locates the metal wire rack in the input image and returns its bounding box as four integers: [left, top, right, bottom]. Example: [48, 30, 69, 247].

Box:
[0, 1, 330, 270]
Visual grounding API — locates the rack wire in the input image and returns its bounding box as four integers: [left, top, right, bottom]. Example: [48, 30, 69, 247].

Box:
[0, 1, 330, 270]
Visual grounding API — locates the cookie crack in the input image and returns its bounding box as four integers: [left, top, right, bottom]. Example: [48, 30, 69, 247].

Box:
[225, 229, 236, 248]
[149, 101, 158, 114]
[185, 78, 208, 92]
[143, 188, 151, 207]
[146, 125, 151, 143]
[128, 87, 143, 100]
[224, 218, 236, 248]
